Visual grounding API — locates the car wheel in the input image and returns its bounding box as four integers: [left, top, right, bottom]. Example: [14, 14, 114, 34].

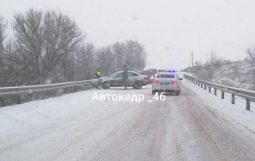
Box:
[102, 82, 110, 89]
[133, 81, 142, 89]
[175, 90, 181, 96]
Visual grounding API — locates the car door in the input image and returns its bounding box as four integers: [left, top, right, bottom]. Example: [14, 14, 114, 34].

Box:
[111, 72, 123, 86]
[127, 72, 139, 85]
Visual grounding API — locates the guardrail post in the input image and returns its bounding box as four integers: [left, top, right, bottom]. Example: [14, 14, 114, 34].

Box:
[209, 86, 211, 93]
[214, 88, 217, 95]
[201, 83, 203, 88]
[204, 85, 207, 90]
[231, 93, 235, 104]
[221, 90, 224, 99]
[246, 98, 250, 111]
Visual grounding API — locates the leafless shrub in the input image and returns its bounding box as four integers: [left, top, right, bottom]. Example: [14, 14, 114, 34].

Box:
[246, 48, 255, 65]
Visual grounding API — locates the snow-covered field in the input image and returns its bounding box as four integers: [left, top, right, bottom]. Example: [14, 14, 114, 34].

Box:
[212, 61, 255, 90]
[186, 61, 255, 90]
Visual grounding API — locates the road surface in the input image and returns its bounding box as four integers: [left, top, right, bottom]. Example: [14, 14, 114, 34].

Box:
[1, 80, 255, 161]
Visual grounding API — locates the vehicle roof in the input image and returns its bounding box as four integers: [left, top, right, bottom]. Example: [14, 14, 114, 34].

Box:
[112, 70, 141, 75]
[157, 72, 176, 75]
[155, 72, 177, 79]
[130, 71, 141, 75]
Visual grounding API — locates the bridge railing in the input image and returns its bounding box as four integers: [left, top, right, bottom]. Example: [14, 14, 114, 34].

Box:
[0, 79, 99, 106]
[0, 79, 98, 96]
[184, 74, 255, 111]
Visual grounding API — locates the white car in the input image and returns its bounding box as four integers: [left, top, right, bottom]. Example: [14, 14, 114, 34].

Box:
[152, 71, 182, 95]
[101, 71, 148, 89]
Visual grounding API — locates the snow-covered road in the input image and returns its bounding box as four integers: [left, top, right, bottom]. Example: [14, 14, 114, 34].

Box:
[1, 80, 255, 161]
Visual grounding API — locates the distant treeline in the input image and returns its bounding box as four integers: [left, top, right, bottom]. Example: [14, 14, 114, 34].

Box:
[0, 9, 146, 87]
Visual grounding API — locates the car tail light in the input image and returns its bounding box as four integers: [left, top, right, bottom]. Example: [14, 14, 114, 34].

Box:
[150, 75, 154, 80]
[153, 80, 159, 84]
[171, 80, 177, 85]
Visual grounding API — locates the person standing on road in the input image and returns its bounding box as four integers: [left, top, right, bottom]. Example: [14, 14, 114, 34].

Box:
[95, 69, 102, 89]
[122, 66, 128, 90]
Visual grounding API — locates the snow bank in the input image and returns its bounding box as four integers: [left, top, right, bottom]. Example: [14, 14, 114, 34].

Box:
[183, 79, 255, 134]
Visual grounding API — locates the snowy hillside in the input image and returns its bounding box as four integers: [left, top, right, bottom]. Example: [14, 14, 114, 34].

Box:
[184, 60, 255, 90]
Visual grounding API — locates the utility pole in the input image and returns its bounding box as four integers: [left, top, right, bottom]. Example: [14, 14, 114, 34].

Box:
[189, 51, 194, 67]
[191, 51, 194, 67]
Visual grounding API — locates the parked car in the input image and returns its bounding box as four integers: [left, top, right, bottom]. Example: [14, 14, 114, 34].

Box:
[140, 69, 158, 84]
[152, 71, 182, 95]
[101, 71, 148, 89]
[157, 69, 183, 80]
[177, 73, 183, 80]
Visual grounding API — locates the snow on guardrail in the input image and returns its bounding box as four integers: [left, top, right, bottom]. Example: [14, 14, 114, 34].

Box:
[0, 79, 98, 96]
[184, 74, 255, 111]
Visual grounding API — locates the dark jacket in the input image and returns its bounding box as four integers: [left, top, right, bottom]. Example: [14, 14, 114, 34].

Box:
[122, 69, 128, 80]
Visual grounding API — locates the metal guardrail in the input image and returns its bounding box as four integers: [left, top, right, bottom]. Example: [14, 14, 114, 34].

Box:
[0, 79, 98, 96]
[184, 74, 255, 111]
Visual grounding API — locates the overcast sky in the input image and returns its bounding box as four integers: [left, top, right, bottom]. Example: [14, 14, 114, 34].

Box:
[1, 0, 255, 70]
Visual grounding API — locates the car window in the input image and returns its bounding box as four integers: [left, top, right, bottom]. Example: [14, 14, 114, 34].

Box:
[156, 74, 175, 78]
[151, 69, 157, 74]
[158, 70, 168, 73]
[128, 72, 139, 76]
[140, 71, 149, 75]
[115, 72, 123, 77]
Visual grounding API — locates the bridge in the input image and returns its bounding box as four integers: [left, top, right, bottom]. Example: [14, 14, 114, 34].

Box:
[0, 75, 255, 161]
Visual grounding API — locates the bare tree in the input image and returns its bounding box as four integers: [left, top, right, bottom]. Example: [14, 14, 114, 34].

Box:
[0, 17, 6, 53]
[13, 9, 43, 84]
[0, 17, 6, 105]
[0, 17, 7, 86]
[95, 46, 115, 76]
[210, 50, 217, 65]
[0, 19, 23, 106]
[43, 11, 84, 81]
[76, 43, 96, 80]
[125, 40, 146, 70]
[111, 40, 146, 71]
[13, 9, 84, 84]
[246, 48, 255, 65]
[112, 42, 126, 70]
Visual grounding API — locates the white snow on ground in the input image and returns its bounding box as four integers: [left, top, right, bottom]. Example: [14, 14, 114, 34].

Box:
[1, 82, 255, 161]
[0, 86, 151, 153]
[183, 79, 255, 133]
